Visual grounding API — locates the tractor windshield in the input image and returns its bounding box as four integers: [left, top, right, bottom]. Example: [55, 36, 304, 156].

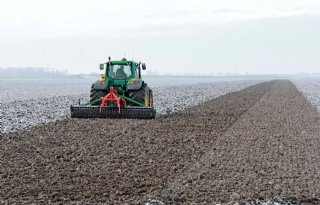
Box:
[108, 64, 132, 80]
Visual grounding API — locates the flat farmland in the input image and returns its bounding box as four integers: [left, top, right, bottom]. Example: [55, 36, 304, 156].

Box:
[0, 77, 264, 133]
[1, 79, 320, 204]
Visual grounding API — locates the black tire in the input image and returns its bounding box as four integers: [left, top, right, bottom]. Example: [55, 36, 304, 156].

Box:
[89, 84, 107, 105]
[128, 83, 152, 107]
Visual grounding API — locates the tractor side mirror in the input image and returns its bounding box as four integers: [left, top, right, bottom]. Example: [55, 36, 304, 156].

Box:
[99, 64, 105, 70]
[142, 63, 146, 70]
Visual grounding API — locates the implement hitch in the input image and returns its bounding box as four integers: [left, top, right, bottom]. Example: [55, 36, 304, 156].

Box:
[100, 87, 127, 113]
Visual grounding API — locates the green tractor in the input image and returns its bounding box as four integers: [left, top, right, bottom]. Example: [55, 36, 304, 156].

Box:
[70, 57, 156, 119]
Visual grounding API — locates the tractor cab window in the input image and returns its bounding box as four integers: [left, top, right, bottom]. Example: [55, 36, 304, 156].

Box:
[108, 64, 132, 79]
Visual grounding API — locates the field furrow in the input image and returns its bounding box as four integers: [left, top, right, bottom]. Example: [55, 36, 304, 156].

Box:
[0, 81, 275, 204]
[158, 80, 320, 204]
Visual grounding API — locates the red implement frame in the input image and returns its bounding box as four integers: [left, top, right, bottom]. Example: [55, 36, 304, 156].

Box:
[100, 87, 127, 113]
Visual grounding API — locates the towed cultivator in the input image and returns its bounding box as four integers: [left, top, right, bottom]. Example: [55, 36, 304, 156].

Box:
[70, 58, 156, 119]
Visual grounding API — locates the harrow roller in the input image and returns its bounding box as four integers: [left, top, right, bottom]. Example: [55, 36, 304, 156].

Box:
[70, 105, 156, 119]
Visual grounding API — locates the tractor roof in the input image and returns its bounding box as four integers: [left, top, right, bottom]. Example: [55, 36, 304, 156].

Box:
[109, 61, 133, 65]
[109, 58, 136, 65]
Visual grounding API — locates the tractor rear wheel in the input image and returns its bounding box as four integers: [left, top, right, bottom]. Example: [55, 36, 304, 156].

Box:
[149, 89, 153, 107]
[89, 84, 107, 105]
[128, 83, 153, 107]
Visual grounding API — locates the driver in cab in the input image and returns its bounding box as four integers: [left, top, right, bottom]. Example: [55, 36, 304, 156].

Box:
[115, 65, 127, 79]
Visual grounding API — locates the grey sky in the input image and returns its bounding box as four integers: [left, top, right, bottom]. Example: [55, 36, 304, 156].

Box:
[1, 0, 320, 74]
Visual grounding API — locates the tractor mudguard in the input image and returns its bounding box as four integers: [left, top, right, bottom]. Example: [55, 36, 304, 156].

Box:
[127, 80, 143, 90]
[93, 81, 109, 91]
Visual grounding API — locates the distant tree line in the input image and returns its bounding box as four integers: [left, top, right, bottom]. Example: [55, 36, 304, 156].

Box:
[0, 67, 68, 79]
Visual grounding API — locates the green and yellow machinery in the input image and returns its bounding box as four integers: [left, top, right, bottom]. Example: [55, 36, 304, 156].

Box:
[70, 57, 156, 119]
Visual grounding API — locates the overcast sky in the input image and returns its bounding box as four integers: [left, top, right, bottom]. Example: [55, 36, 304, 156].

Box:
[0, 0, 320, 74]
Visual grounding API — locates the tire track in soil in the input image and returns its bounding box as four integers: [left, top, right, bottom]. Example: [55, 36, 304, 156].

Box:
[0, 81, 275, 204]
[158, 80, 320, 204]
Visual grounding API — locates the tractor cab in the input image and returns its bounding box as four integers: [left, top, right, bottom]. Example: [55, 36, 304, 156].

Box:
[99, 58, 146, 83]
[108, 64, 131, 80]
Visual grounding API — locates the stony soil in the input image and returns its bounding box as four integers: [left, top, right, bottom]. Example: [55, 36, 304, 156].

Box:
[1, 80, 320, 204]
